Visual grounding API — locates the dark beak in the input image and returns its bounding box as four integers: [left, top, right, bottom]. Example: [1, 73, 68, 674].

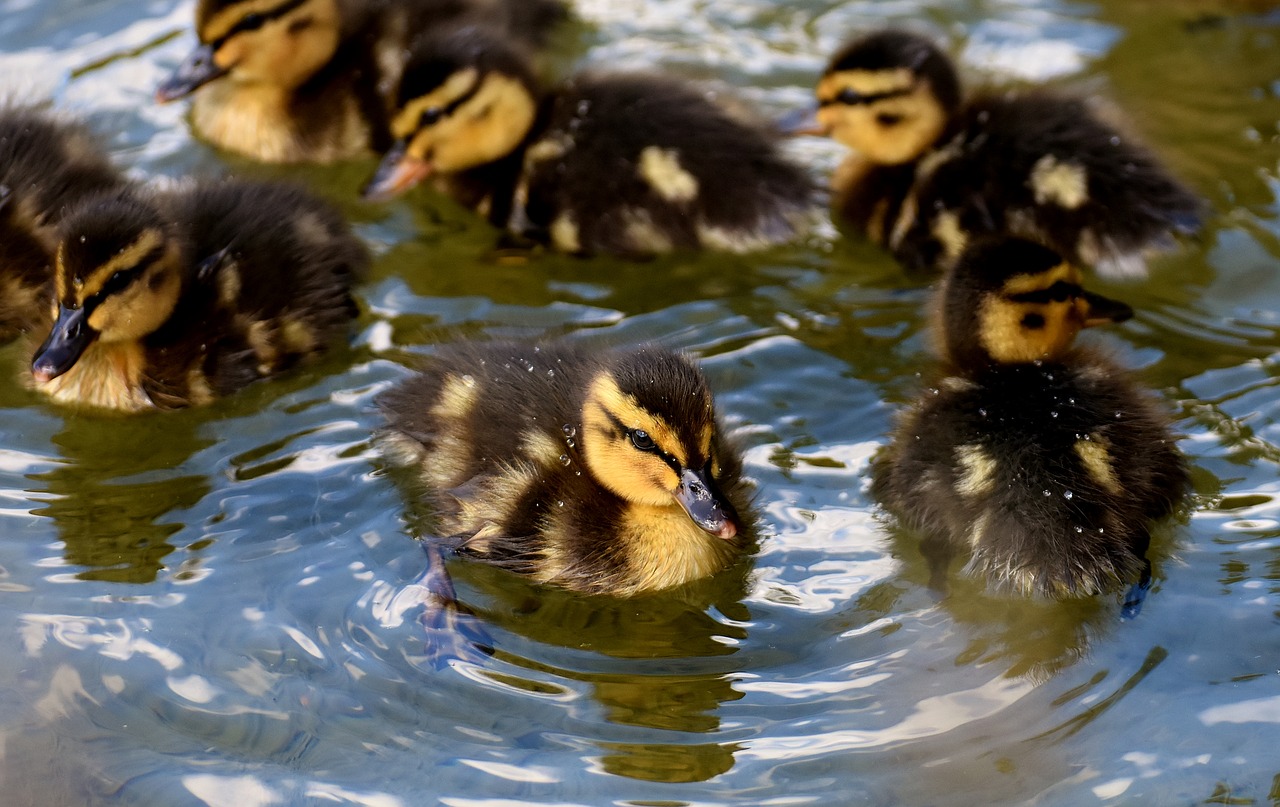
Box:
[362, 140, 433, 202]
[777, 103, 827, 137]
[1081, 290, 1134, 328]
[676, 467, 740, 540]
[156, 43, 228, 102]
[32, 305, 98, 384]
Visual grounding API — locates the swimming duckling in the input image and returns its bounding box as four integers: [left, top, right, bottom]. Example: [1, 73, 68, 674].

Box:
[29, 178, 366, 411]
[0, 107, 126, 340]
[872, 238, 1189, 602]
[155, 0, 568, 163]
[807, 30, 1201, 276]
[363, 26, 816, 256]
[380, 341, 752, 596]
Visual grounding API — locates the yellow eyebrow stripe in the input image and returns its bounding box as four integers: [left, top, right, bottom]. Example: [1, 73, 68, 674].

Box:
[76, 229, 165, 301]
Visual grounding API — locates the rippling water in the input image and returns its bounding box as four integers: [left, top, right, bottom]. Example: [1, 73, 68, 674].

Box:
[1, 0, 1279, 804]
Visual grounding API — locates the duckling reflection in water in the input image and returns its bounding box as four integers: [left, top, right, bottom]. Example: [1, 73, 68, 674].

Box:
[363, 26, 817, 256]
[872, 239, 1189, 611]
[380, 341, 754, 662]
[0, 106, 127, 341]
[799, 30, 1200, 276]
[29, 178, 366, 411]
[155, 0, 568, 163]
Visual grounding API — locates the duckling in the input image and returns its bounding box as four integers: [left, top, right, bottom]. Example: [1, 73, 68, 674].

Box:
[807, 30, 1201, 276]
[379, 340, 752, 596]
[29, 178, 367, 411]
[363, 26, 816, 256]
[871, 238, 1189, 602]
[155, 0, 568, 163]
[0, 107, 126, 340]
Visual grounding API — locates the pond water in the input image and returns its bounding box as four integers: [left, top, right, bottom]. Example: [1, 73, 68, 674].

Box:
[1, 0, 1279, 804]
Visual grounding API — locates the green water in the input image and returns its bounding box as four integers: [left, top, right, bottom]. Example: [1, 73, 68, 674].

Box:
[0, 0, 1279, 804]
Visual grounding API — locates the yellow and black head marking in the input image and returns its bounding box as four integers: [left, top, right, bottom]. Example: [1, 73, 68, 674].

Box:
[816, 30, 961, 165]
[32, 192, 184, 384]
[938, 238, 1133, 368]
[158, 0, 343, 100]
[580, 349, 741, 540]
[364, 27, 539, 200]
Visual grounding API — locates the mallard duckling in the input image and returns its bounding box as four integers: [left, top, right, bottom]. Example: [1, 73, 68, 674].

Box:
[0, 107, 126, 340]
[872, 238, 1189, 602]
[380, 341, 752, 596]
[155, 0, 568, 163]
[363, 26, 816, 256]
[29, 178, 366, 411]
[806, 30, 1201, 276]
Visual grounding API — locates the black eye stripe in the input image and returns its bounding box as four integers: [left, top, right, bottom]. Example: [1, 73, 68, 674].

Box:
[820, 87, 912, 107]
[80, 246, 163, 309]
[209, 0, 309, 49]
[1007, 280, 1081, 305]
[415, 81, 484, 131]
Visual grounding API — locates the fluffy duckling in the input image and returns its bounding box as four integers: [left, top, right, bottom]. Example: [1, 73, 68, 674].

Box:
[155, 0, 568, 163]
[363, 26, 816, 256]
[808, 30, 1201, 276]
[872, 238, 1189, 602]
[0, 107, 126, 340]
[29, 178, 367, 411]
[380, 341, 752, 596]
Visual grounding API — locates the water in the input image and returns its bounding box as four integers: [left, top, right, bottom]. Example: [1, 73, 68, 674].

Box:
[1, 0, 1279, 804]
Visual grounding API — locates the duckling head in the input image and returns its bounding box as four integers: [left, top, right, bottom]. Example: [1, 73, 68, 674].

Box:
[813, 30, 961, 165]
[363, 26, 539, 201]
[938, 239, 1135, 368]
[157, 0, 343, 101]
[579, 350, 742, 540]
[31, 192, 185, 383]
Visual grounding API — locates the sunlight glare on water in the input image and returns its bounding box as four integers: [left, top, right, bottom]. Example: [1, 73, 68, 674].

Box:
[0, 0, 1278, 805]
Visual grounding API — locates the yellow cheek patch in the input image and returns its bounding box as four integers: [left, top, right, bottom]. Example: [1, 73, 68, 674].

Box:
[585, 373, 687, 468]
[74, 228, 166, 302]
[392, 68, 480, 140]
[817, 69, 915, 103]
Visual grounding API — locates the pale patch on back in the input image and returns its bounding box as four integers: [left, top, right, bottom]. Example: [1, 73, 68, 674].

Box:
[520, 429, 563, 466]
[1029, 155, 1088, 209]
[954, 444, 996, 497]
[622, 208, 673, 253]
[930, 209, 967, 262]
[1074, 436, 1122, 494]
[638, 146, 699, 203]
[550, 213, 581, 253]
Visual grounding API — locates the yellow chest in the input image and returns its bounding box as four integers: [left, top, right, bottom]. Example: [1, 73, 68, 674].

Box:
[539, 502, 737, 596]
[191, 84, 368, 164]
[32, 342, 153, 412]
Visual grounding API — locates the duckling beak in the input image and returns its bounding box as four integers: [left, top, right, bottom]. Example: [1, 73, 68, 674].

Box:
[156, 43, 229, 102]
[777, 104, 828, 137]
[363, 141, 433, 202]
[1081, 290, 1134, 328]
[676, 468, 740, 540]
[31, 305, 98, 384]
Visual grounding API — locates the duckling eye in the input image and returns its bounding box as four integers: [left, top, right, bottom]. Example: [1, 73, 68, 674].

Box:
[876, 113, 904, 126]
[1021, 313, 1046, 330]
[629, 429, 656, 452]
[240, 12, 265, 30]
[418, 107, 445, 128]
[836, 88, 863, 106]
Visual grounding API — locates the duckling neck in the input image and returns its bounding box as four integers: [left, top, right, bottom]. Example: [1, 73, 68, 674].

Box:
[32, 340, 153, 412]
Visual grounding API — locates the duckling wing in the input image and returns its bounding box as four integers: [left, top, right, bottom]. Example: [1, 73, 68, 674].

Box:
[903, 93, 1201, 277]
[518, 73, 817, 255]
